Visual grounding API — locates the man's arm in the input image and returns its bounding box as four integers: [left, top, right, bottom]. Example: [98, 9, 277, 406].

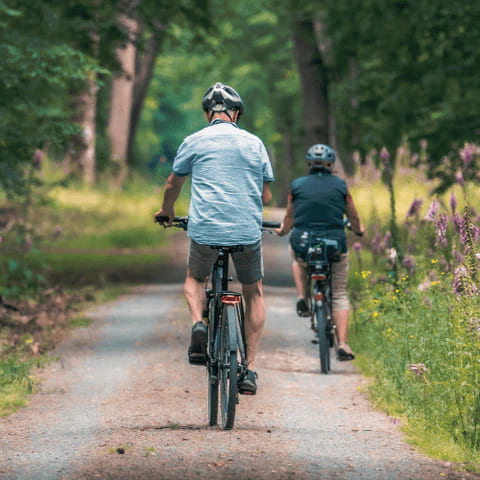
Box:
[262, 182, 272, 205]
[345, 192, 365, 235]
[154, 173, 187, 224]
[275, 192, 294, 236]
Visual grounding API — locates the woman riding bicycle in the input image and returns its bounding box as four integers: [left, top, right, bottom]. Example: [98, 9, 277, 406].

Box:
[275, 144, 364, 361]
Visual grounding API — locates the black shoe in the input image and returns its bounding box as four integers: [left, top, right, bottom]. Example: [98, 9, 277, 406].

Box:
[188, 321, 207, 365]
[296, 299, 310, 317]
[238, 369, 258, 395]
[337, 342, 355, 361]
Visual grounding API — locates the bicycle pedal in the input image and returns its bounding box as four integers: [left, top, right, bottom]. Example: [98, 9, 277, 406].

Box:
[188, 350, 207, 365]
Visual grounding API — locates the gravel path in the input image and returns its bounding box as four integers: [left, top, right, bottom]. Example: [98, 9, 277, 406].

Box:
[0, 229, 478, 479]
[0, 282, 478, 479]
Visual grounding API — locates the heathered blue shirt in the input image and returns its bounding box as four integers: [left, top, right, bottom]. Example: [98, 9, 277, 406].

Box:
[172, 120, 274, 245]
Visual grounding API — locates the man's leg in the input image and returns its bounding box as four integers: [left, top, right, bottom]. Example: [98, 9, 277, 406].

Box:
[184, 269, 206, 325]
[242, 280, 265, 371]
[292, 258, 310, 316]
[292, 259, 309, 300]
[185, 241, 216, 364]
[331, 253, 354, 360]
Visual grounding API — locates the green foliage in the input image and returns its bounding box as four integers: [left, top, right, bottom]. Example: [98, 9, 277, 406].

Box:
[136, 0, 304, 197]
[321, 0, 480, 161]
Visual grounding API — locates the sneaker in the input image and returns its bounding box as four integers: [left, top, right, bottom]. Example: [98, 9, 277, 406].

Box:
[188, 321, 207, 365]
[296, 298, 310, 317]
[238, 369, 258, 395]
[337, 342, 355, 361]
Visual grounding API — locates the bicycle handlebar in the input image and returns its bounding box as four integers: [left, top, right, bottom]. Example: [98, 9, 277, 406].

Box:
[154, 215, 281, 230]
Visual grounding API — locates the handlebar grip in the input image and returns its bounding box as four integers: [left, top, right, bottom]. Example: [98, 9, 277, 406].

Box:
[262, 221, 281, 228]
[154, 215, 186, 223]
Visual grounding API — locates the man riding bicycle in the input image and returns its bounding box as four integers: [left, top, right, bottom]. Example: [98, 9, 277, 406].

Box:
[275, 144, 364, 360]
[154, 82, 274, 394]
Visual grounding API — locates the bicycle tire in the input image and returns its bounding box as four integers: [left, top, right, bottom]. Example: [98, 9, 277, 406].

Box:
[207, 302, 219, 426]
[316, 303, 330, 374]
[219, 305, 238, 430]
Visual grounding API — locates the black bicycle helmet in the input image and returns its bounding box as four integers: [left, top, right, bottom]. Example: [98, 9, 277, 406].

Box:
[201, 82, 244, 116]
[306, 144, 336, 171]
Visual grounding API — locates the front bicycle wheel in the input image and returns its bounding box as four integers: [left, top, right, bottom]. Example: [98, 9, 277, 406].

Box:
[219, 305, 238, 430]
[316, 303, 330, 374]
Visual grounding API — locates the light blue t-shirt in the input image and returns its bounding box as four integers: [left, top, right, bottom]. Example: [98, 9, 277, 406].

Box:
[172, 120, 274, 245]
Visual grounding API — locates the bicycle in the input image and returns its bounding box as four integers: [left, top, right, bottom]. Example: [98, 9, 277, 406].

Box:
[155, 215, 280, 429]
[304, 222, 362, 374]
[304, 233, 342, 374]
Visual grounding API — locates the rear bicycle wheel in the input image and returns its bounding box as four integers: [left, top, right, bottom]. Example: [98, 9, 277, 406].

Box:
[207, 307, 219, 426]
[219, 305, 238, 430]
[316, 303, 330, 374]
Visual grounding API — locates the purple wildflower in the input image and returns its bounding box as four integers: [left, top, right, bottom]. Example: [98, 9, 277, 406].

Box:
[453, 249, 464, 264]
[0, 236, 2, 245]
[452, 213, 462, 233]
[409, 363, 428, 376]
[371, 232, 382, 254]
[460, 144, 474, 168]
[54, 226, 62, 238]
[402, 254, 416, 275]
[449, 192, 457, 214]
[406, 198, 423, 219]
[380, 147, 390, 163]
[456, 171, 465, 186]
[33, 149, 43, 169]
[435, 213, 448, 248]
[353, 242, 362, 253]
[383, 231, 392, 249]
[425, 199, 439, 222]
[454, 265, 468, 296]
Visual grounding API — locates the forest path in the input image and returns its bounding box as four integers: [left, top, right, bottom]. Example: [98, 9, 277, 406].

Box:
[0, 225, 478, 479]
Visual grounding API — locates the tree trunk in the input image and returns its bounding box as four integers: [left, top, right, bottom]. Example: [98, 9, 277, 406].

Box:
[108, 14, 137, 188]
[312, 19, 346, 177]
[127, 27, 164, 163]
[292, 18, 329, 151]
[70, 72, 98, 186]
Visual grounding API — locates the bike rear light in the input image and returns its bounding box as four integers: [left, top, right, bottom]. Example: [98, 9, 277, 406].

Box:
[311, 274, 326, 281]
[315, 292, 325, 301]
[221, 294, 241, 305]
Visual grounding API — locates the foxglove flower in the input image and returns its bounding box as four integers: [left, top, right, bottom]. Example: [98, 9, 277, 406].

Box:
[460, 144, 474, 168]
[388, 248, 397, 264]
[402, 254, 415, 275]
[54, 226, 62, 238]
[454, 265, 468, 296]
[33, 149, 43, 168]
[353, 242, 362, 253]
[406, 198, 423, 219]
[449, 192, 457, 214]
[383, 231, 392, 249]
[456, 171, 465, 186]
[380, 147, 390, 164]
[453, 249, 464, 264]
[452, 213, 462, 233]
[435, 213, 448, 248]
[425, 199, 439, 222]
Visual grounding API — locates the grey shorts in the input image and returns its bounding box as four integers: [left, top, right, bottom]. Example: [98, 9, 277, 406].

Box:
[188, 240, 264, 284]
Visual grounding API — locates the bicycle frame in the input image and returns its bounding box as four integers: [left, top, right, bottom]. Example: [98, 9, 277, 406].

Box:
[306, 236, 340, 373]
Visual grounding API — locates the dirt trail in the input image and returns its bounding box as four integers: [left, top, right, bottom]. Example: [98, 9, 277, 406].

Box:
[0, 227, 478, 479]
[0, 282, 478, 479]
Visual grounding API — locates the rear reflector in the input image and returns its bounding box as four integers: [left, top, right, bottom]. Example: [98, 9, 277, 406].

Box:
[311, 274, 326, 281]
[221, 294, 241, 305]
[315, 293, 325, 301]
